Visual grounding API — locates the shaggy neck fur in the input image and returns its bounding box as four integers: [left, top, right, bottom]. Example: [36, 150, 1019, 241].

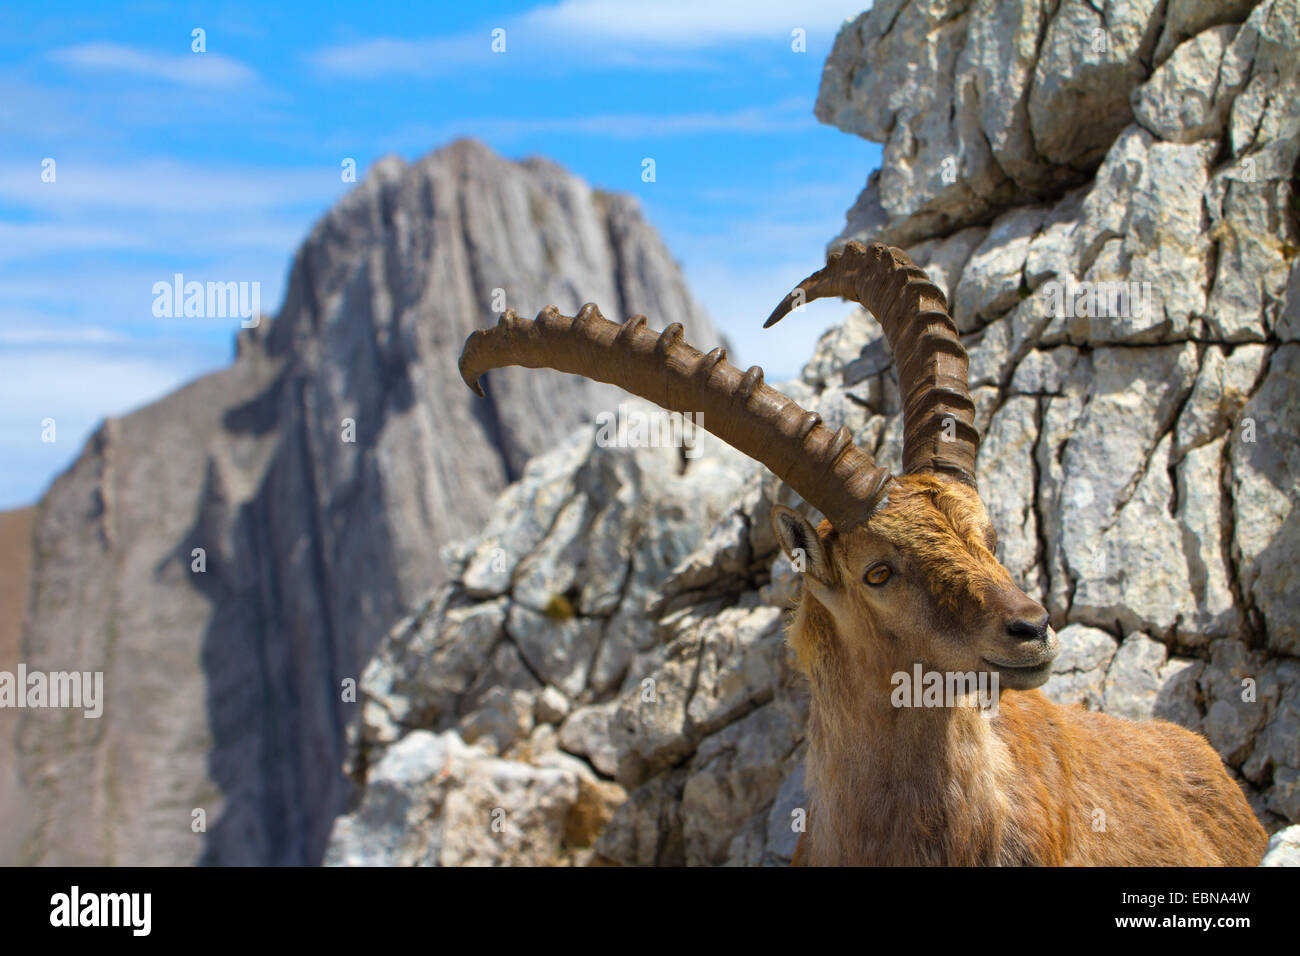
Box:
[786, 472, 1266, 867]
[796, 597, 1039, 866]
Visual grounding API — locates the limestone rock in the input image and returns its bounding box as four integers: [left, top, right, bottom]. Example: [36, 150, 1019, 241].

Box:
[324, 730, 583, 867]
[1042, 624, 1119, 710]
[1133, 25, 1241, 143]
[1261, 825, 1300, 866]
[564, 778, 627, 849]
[1156, 0, 1258, 62]
[1029, 0, 1163, 169]
[535, 686, 571, 726]
[559, 703, 622, 778]
[952, 206, 1047, 332]
[13, 138, 720, 866]
[1102, 633, 1169, 721]
[1231, 345, 1300, 655]
[680, 703, 802, 866]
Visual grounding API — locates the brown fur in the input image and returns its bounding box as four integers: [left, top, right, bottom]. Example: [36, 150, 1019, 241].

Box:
[782, 474, 1268, 866]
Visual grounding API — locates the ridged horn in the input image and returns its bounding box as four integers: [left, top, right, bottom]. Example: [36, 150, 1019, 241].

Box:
[765, 241, 979, 486]
[459, 304, 891, 530]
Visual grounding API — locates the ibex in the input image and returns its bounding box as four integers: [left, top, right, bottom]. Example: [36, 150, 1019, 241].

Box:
[459, 241, 1268, 866]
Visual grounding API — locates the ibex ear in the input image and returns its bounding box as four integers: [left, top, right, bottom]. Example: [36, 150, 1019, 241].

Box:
[771, 505, 834, 586]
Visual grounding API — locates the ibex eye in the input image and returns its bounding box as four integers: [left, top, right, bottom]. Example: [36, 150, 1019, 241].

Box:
[864, 563, 892, 586]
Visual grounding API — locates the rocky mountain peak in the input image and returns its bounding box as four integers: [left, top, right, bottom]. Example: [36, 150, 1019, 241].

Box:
[12, 139, 719, 866]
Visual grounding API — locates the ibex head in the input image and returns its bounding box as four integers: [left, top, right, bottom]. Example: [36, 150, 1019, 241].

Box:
[762, 243, 1055, 692]
[769, 477, 1054, 692]
[458, 241, 1055, 694]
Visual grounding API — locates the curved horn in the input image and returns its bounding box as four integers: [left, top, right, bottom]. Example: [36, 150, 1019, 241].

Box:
[459, 304, 890, 530]
[765, 241, 979, 486]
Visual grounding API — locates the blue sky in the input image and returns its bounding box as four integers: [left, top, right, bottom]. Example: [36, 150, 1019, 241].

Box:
[0, 0, 881, 509]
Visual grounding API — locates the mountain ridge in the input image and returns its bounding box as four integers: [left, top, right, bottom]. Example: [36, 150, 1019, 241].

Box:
[12, 137, 721, 866]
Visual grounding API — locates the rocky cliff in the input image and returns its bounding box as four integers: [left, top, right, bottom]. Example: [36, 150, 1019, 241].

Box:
[13, 138, 720, 866]
[327, 0, 1300, 865]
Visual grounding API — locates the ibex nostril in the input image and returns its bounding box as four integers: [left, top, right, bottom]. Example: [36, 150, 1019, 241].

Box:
[1007, 618, 1048, 642]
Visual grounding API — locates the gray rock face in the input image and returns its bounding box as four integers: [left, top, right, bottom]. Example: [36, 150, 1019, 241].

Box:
[328, 0, 1298, 866]
[1261, 824, 1300, 865]
[332, 424, 762, 864]
[13, 139, 719, 866]
[323, 729, 592, 867]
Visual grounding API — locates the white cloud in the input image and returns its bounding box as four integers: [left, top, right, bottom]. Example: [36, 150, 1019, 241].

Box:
[0, 259, 290, 343]
[307, 34, 488, 78]
[0, 326, 130, 345]
[378, 97, 815, 147]
[521, 0, 870, 47]
[308, 0, 870, 77]
[0, 72, 293, 144]
[0, 347, 205, 429]
[0, 159, 344, 266]
[306, 31, 709, 78]
[0, 342, 226, 508]
[0, 222, 152, 256]
[0, 160, 340, 215]
[49, 42, 257, 88]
